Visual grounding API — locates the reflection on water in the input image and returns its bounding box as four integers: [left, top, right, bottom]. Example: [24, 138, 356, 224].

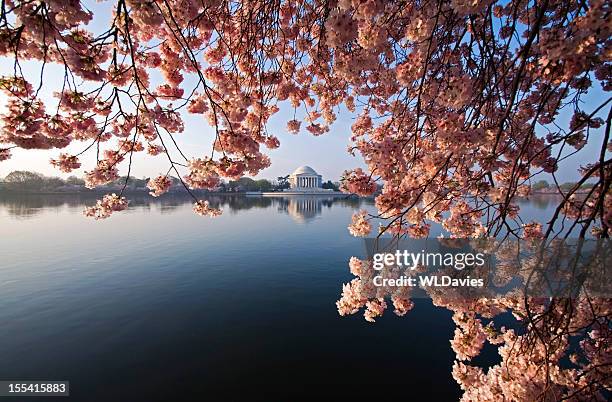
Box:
[285, 196, 321, 223]
[516, 193, 564, 210]
[0, 192, 366, 222]
[0, 192, 561, 223]
[277, 195, 363, 223]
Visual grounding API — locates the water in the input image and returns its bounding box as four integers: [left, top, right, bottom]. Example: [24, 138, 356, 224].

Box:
[0, 193, 563, 401]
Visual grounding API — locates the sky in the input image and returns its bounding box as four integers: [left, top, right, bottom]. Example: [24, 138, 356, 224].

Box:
[0, 1, 608, 184]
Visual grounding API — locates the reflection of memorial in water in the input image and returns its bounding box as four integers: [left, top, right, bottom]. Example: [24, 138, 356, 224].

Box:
[286, 197, 322, 223]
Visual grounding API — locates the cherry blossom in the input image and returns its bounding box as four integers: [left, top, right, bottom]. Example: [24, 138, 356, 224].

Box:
[193, 200, 222, 217]
[84, 161, 120, 189]
[147, 176, 172, 197]
[522, 222, 544, 239]
[340, 169, 377, 196]
[50, 154, 81, 173]
[146, 144, 165, 156]
[286, 120, 301, 134]
[83, 194, 128, 220]
[349, 257, 367, 277]
[364, 298, 387, 323]
[0, 149, 11, 162]
[348, 210, 371, 237]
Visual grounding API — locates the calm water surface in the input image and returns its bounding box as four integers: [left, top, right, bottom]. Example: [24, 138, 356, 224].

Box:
[0, 193, 562, 401]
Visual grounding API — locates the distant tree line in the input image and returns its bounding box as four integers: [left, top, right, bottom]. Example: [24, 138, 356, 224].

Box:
[223, 177, 274, 192]
[0, 171, 150, 192]
[1, 171, 592, 195]
[0, 171, 341, 193]
[221, 177, 340, 191]
[531, 180, 596, 192]
[0, 171, 83, 192]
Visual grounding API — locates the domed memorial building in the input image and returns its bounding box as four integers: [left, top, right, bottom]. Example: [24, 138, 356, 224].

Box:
[288, 165, 323, 191]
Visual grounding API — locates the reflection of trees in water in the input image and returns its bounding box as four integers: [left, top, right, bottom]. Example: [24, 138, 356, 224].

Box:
[0, 193, 90, 219]
[0, 193, 366, 219]
[223, 195, 273, 212]
[4, 203, 46, 219]
[517, 194, 564, 210]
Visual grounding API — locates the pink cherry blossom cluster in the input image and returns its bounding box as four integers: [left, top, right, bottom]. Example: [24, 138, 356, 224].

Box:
[324, 9, 358, 48]
[450, 312, 487, 361]
[0, 149, 11, 162]
[193, 200, 222, 217]
[83, 194, 128, 220]
[286, 120, 301, 134]
[522, 222, 543, 239]
[348, 257, 367, 277]
[340, 168, 377, 196]
[146, 144, 165, 156]
[50, 154, 81, 173]
[391, 296, 414, 316]
[184, 158, 221, 190]
[364, 298, 387, 322]
[348, 210, 372, 237]
[84, 161, 120, 189]
[147, 176, 173, 197]
[336, 279, 369, 317]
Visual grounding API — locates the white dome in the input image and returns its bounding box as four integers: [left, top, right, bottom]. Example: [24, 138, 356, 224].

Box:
[292, 165, 318, 175]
